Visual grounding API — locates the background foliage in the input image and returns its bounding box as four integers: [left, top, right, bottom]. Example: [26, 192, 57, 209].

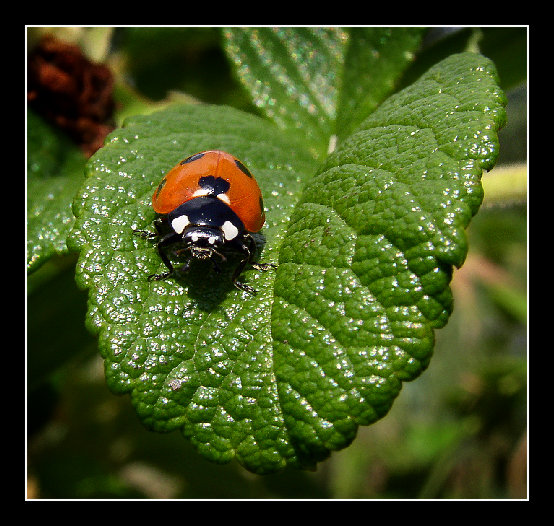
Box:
[27, 27, 527, 499]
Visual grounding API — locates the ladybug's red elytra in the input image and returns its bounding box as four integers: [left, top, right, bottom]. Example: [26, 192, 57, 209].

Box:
[135, 150, 274, 294]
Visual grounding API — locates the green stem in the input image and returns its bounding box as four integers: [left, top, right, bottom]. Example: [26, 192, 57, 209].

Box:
[482, 163, 527, 207]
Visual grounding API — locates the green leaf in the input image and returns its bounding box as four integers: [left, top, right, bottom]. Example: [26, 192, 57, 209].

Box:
[224, 27, 425, 156]
[224, 27, 347, 156]
[27, 111, 87, 272]
[68, 49, 506, 474]
[272, 52, 506, 459]
[336, 27, 425, 140]
[68, 104, 318, 473]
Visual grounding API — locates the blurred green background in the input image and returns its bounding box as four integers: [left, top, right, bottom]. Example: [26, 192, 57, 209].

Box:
[27, 26, 527, 499]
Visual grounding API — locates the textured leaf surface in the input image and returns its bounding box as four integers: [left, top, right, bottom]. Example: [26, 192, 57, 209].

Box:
[224, 27, 424, 156]
[224, 27, 347, 155]
[27, 111, 87, 271]
[271, 53, 507, 458]
[336, 27, 425, 140]
[68, 52, 506, 474]
[68, 105, 318, 473]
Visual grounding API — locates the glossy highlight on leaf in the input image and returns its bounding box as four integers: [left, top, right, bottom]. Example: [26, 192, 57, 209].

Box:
[27, 110, 87, 272]
[225, 27, 348, 155]
[68, 39, 506, 474]
[271, 54, 506, 459]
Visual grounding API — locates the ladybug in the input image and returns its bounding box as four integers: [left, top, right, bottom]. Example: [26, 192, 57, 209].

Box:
[134, 150, 275, 294]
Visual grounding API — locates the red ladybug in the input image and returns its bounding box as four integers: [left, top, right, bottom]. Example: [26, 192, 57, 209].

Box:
[135, 150, 274, 294]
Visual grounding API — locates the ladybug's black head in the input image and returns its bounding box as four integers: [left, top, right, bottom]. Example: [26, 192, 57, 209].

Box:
[182, 226, 225, 259]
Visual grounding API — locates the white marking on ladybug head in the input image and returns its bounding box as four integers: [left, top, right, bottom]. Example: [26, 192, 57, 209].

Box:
[171, 215, 190, 234]
[222, 220, 239, 241]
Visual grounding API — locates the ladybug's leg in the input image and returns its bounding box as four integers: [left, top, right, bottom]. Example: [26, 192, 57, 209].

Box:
[231, 235, 275, 295]
[133, 218, 166, 239]
[245, 235, 277, 272]
[231, 236, 256, 294]
[148, 232, 180, 281]
[134, 219, 180, 281]
[209, 249, 227, 274]
[251, 262, 277, 271]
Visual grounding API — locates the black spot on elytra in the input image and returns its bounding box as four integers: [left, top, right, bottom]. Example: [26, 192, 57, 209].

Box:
[154, 177, 167, 197]
[234, 159, 253, 178]
[199, 176, 231, 196]
[180, 152, 205, 165]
